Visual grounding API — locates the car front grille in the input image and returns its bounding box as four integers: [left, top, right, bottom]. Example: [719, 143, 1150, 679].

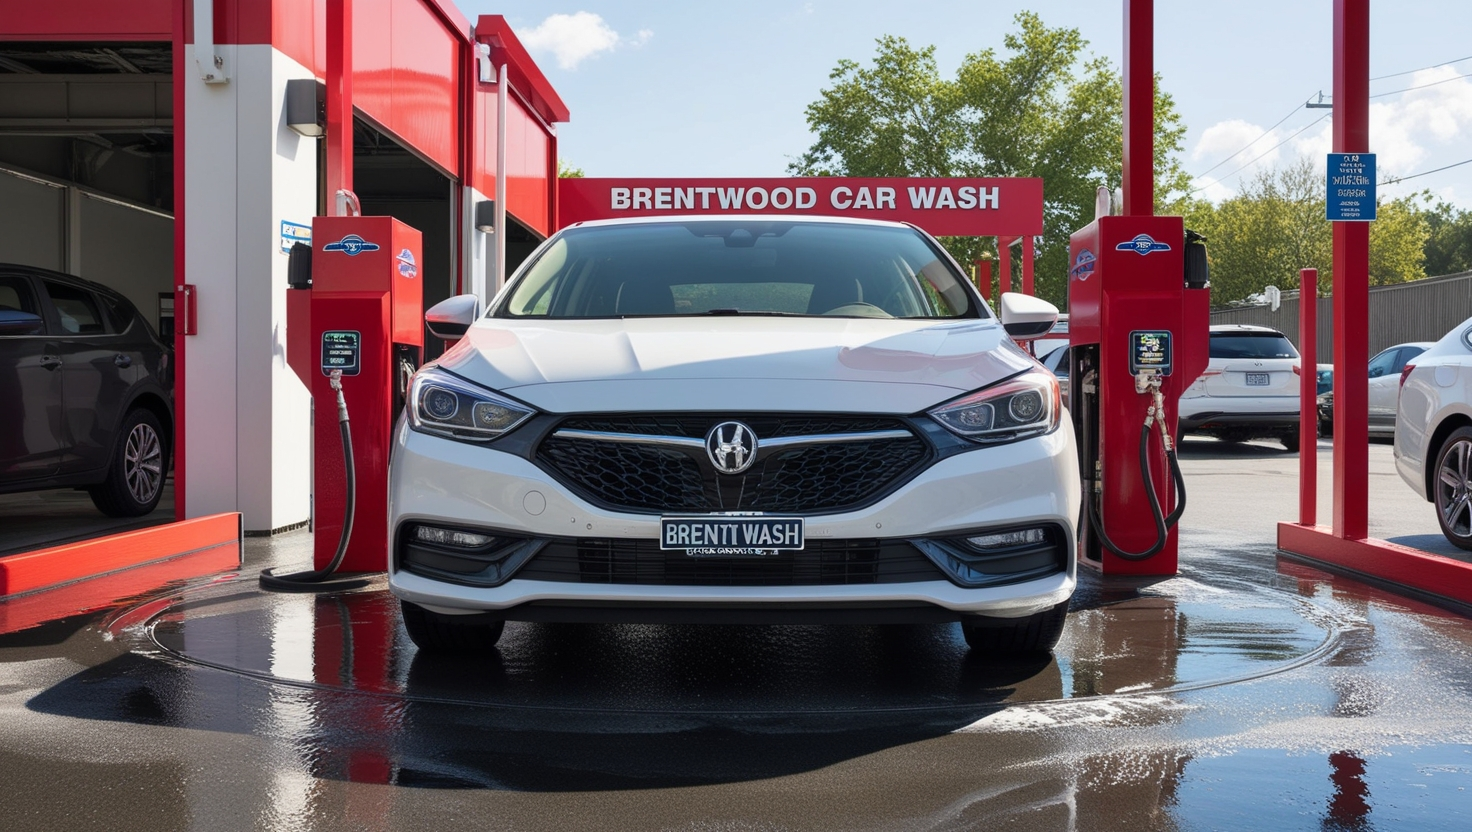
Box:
[514, 538, 946, 586]
[534, 414, 931, 514]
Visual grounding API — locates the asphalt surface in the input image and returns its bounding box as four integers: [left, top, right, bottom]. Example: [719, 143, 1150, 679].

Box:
[1, 436, 1470, 830]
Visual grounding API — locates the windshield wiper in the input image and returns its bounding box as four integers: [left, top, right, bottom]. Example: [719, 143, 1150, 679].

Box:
[696, 309, 798, 316]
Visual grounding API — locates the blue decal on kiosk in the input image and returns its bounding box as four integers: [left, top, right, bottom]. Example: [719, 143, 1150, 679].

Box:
[322, 234, 381, 256]
[396, 248, 418, 278]
[1070, 248, 1096, 281]
[1116, 234, 1171, 256]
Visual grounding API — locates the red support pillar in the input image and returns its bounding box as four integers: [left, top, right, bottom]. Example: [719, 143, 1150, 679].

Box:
[325, 0, 354, 212]
[998, 238, 1013, 294]
[1122, 0, 1154, 216]
[1331, 0, 1370, 540]
[1299, 268, 1318, 526]
[974, 259, 992, 302]
[1022, 235, 1036, 295]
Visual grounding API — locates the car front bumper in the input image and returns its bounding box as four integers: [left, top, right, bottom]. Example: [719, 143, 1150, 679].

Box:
[387, 418, 1080, 621]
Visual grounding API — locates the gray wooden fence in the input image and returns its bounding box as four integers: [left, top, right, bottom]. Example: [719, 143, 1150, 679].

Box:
[1209, 270, 1472, 357]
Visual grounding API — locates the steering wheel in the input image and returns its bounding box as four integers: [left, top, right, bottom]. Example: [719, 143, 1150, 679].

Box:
[821, 302, 893, 318]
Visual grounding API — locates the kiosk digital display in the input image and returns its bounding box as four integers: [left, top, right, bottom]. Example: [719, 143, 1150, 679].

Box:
[321, 330, 362, 376]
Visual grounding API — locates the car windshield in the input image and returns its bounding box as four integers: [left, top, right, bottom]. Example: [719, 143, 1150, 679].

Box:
[1209, 332, 1299, 359]
[497, 220, 982, 319]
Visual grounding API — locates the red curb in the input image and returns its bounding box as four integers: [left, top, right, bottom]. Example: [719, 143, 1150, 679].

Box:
[1277, 522, 1472, 608]
[0, 513, 242, 597]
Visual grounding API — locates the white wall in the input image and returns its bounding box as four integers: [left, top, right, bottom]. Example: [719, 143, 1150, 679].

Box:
[77, 193, 173, 331]
[0, 169, 65, 270]
[463, 185, 491, 303]
[184, 44, 313, 532]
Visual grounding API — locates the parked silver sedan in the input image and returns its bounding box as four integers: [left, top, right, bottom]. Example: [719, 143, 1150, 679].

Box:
[1394, 319, 1472, 550]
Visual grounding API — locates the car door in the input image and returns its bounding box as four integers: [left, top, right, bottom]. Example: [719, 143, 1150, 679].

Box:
[0, 272, 65, 480]
[1366, 347, 1401, 432]
[39, 279, 130, 475]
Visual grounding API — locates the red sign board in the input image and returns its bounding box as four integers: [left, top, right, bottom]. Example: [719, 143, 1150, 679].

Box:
[558, 177, 1043, 237]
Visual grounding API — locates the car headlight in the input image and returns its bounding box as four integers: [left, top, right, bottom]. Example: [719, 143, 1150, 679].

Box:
[408, 367, 535, 442]
[928, 369, 1060, 443]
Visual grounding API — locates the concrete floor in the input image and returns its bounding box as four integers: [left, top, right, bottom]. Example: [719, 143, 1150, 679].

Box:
[0, 437, 1469, 830]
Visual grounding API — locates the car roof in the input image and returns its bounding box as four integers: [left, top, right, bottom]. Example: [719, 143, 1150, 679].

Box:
[564, 214, 918, 231]
[1208, 324, 1285, 334]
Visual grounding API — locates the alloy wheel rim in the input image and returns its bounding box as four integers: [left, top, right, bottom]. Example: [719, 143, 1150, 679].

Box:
[1438, 438, 1472, 539]
[125, 423, 163, 505]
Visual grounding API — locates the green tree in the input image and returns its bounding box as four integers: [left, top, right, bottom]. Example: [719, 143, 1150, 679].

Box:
[558, 159, 585, 178]
[1421, 197, 1472, 276]
[1184, 156, 1428, 304]
[790, 12, 1191, 306]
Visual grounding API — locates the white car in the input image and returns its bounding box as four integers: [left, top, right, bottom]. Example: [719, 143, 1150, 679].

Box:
[1394, 317, 1472, 550]
[388, 216, 1080, 657]
[1178, 324, 1303, 451]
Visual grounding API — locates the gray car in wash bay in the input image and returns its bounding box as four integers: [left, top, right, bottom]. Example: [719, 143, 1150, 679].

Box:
[0, 264, 174, 516]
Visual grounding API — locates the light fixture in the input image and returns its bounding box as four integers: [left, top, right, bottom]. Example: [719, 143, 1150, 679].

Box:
[285, 78, 324, 137]
[475, 200, 496, 233]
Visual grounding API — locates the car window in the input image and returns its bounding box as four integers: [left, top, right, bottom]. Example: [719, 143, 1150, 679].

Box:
[101, 295, 136, 334]
[1368, 348, 1397, 378]
[1043, 346, 1070, 375]
[1390, 346, 1426, 372]
[1208, 332, 1299, 359]
[0, 275, 40, 316]
[42, 280, 107, 335]
[499, 220, 981, 320]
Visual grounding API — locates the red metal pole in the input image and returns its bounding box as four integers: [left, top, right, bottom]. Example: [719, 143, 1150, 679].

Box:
[1331, 0, 1370, 540]
[998, 239, 1012, 294]
[326, 0, 354, 212]
[1122, 0, 1154, 216]
[974, 259, 992, 302]
[1022, 234, 1035, 295]
[1299, 268, 1318, 526]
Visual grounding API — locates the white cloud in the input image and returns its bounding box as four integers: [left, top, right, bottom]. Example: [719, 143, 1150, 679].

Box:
[519, 12, 652, 71]
[1193, 67, 1472, 203]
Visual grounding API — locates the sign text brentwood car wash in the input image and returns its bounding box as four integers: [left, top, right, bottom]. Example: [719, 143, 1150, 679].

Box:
[557, 178, 1045, 237]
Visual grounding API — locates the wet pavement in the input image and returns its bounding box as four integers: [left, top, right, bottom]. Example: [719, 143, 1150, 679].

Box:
[1, 438, 1471, 830]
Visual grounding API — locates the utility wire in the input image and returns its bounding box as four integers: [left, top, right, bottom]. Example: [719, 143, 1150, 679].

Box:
[1369, 71, 1472, 98]
[1371, 54, 1472, 81]
[1381, 157, 1472, 185]
[1188, 102, 1305, 182]
[1189, 113, 1331, 194]
[1188, 54, 1472, 189]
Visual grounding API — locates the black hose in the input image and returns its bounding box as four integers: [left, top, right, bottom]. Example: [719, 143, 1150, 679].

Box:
[260, 388, 371, 593]
[1087, 422, 1187, 561]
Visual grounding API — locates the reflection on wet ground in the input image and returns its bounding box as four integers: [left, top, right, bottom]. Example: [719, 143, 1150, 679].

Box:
[2, 528, 1471, 829]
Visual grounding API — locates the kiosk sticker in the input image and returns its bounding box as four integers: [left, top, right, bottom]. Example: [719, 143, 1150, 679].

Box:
[279, 220, 311, 254]
[1070, 248, 1096, 281]
[1116, 234, 1171, 256]
[321, 330, 362, 376]
[396, 248, 418, 278]
[323, 234, 380, 256]
[1129, 330, 1173, 375]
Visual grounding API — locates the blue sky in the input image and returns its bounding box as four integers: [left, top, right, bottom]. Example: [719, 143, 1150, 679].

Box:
[464, 1, 1472, 209]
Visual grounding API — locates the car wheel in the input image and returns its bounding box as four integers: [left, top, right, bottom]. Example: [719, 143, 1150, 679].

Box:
[89, 408, 168, 517]
[961, 600, 1069, 657]
[1319, 418, 1333, 437]
[1281, 430, 1300, 453]
[400, 600, 505, 655]
[1433, 427, 1472, 551]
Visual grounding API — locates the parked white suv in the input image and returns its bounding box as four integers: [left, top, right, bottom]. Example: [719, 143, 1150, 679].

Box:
[1178, 324, 1303, 451]
[1394, 316, 1472, 550]
[388, 216, 1080, 658]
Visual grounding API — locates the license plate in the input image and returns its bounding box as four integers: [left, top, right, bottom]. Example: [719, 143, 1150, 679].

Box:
[1246, 372, 1270, 386]
[660, 516, 804, 557]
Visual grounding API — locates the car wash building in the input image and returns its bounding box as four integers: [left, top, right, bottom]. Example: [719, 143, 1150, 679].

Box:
[0, 0, 568, 537]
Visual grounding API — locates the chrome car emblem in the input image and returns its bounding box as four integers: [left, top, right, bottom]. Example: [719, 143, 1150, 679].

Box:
[706, 421, 758, 474]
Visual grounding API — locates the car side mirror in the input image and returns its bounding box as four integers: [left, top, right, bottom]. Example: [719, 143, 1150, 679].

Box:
[425, 294, 481, 341]
[998, 292, 1060, 341]
[0, 309, 44, 336]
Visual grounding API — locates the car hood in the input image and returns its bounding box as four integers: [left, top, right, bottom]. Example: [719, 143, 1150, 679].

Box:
[432, 316, 1035, 414]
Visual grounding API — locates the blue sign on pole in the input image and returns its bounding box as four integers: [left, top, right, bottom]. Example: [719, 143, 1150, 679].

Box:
[1326, 153, 1376, 221]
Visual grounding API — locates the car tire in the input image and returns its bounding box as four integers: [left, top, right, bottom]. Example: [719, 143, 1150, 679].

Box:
[1319, 418, 1333, 437]
[1281, 430, 1300, 453]
[400, 600, 505, 655]
[961, 600, 1069, 657]
[89, 408, 168, 517]
[1432, 426, 1472, 551]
